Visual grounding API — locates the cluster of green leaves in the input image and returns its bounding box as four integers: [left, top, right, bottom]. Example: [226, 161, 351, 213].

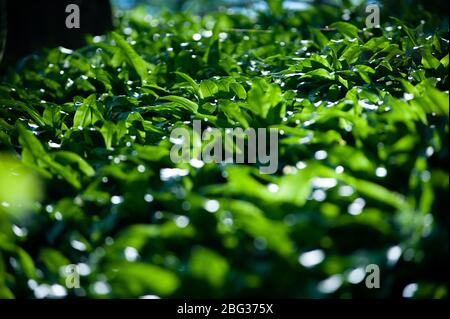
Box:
[0, 3, 448, 299]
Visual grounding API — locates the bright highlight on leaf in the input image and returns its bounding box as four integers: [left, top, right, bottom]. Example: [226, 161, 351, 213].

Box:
[0, 0, 448, 300]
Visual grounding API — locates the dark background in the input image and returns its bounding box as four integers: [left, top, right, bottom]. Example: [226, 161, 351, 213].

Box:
[0, 0, 113, 64]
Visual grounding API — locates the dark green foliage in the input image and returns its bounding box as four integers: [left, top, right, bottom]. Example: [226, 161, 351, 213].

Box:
[0, 3, 448, 299]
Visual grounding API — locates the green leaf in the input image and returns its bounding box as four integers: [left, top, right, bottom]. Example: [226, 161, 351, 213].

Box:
[107, 262, 180, 297]
[189, 247, 229, 288]
[440, 54, 449, 68]
[17, 123, 82, 189]
[267, 0, 283, 17]
[230, 82, 247, 99]
[111, 31, 150, 83]
[73, 94, 104, 128]
[100, 121, 117, 150]
[159, 95, 198, 113]
[330, 22, 360, 39]
[16, 248, 37, 279]
[354, 65, 376, 84]
[16, 122, 47, 158]
[113, 222, 195, 250]
[219, 100, 250, 128]
[134, 144, 169, 162]
[224, 200, 294, 257]
[40, 248, 71, 274]
[206, 39, 220, 66]
[175, 71, 200, 96]
[301, 68, 334, 81]
[0, 99, 46, 127]
[52, 151, 96, 177]
[43, 104, 62, 128]
[309, 28, 329, 49]
[421, 49, 441, 69]
[412, 87, 449, 115]
[95, 68, 113, 92]
[247, 79, 282, 118]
